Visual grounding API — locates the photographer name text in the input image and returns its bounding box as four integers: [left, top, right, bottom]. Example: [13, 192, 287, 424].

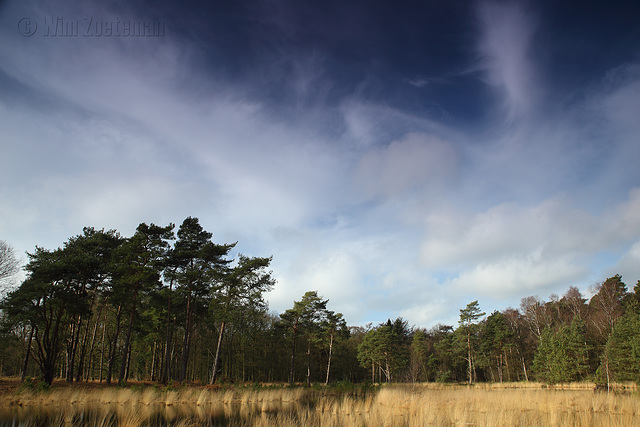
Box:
[18, 16, 165, 37]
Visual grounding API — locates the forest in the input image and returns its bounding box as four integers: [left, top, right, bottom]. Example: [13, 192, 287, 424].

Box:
[1, 217, 640, 388]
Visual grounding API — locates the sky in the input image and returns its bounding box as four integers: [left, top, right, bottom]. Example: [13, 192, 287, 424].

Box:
[1, 0, 640, 328]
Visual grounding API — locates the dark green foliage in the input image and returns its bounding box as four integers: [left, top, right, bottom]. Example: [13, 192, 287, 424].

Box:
[171, 217, 235, 382]
[533, 319, 590, 384]
[431, 324, 465, 382]
[602, 309, 640, 382]
[409, 329, 432, 382]
[457, 301, 485, 384]
[357, 318, 411, 382]
[112, 223, 175, 385]
[1, 229, 123, 385]
[280, 291, 329, 385]
[209, 255, 275, 384]
[480, 311, 514, 383]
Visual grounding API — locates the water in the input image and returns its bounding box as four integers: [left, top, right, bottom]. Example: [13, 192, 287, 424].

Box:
[0, 400, 306, 426]
[0, 385, 375, 426]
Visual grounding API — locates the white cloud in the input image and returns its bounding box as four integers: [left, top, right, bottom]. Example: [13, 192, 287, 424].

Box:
[448, 254, 587, 297]
[271, 248, 362, 312]
[353, 132, 459, 200]
[613, 240, 640, 285]
[267, 225, 408, 324]
[476, 1, 538, 121]
[399, 299, 451, 328]
[422, 199, 581, 268]
[603, 188, 640, 248]
[421, 189, 640, 302]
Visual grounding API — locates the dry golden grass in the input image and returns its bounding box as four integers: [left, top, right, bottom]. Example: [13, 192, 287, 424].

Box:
[1, 382, 639, 426]
[345, 384, 640, 427]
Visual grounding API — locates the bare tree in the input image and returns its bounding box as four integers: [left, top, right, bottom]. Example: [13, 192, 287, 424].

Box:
[0, 240, 20, 290]
[589, 275, 627, 339]
[519, 295, 551, 341]
[562, 286, 586, 321]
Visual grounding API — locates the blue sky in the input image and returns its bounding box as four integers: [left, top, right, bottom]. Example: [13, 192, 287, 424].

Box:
[1, 0, 640, 327]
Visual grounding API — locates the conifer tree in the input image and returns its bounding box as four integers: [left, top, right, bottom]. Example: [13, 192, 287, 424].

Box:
[458, 301, 485, 384]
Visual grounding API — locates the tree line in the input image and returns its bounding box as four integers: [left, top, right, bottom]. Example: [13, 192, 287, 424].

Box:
[1, 225, 640, 387]
[356, 275, 640, 387]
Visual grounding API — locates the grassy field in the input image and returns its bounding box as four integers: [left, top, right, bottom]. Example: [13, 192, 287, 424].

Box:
[1, 380, 639, 426]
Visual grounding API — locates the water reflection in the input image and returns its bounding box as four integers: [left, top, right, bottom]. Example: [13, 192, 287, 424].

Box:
[6, 385, 637, 427]
[0, 391, 313, 426]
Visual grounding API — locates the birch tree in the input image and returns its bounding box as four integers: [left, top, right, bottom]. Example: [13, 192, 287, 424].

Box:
[322, 311, 347, 384]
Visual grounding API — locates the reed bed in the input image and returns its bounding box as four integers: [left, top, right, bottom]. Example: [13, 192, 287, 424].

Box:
[1, 382, 639, 426]
[361, 385, 640, 426]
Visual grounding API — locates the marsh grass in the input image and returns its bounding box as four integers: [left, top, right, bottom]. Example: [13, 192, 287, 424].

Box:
[1, 382, 639, 426]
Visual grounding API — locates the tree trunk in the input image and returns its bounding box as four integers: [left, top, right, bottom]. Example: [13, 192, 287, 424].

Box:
[118, 283, 139, 384]
[288, 321, 298, 384]
[161, 279, 174, 384]
[66, 316, 83, 383]
[385, 357, 391, 382]
[85, 305, 103, 382]
[306, 337, 311, 386]
[242, 341, 246, 382]
[36, 305, 65, 385]
[472, 356, 478, 383]
[76, 303, 95, 382]
[124, 342, 132, 380]
[106, 304, 123, 385]
[66, 279, 90, 383]
[151, 341, 157, 381]
[325, 332, 334, 385]
[98, 306, 108, 382]
[521, 355, 529, 381]
[180, 292, 192, 382]
[467, 333, 473, 384]
[169, 332, 176, 382]
[21, 325, 36, 382]
[162, 317, 174, 384]
[505, 348, 511, 382]
[210, 321, 226, 384]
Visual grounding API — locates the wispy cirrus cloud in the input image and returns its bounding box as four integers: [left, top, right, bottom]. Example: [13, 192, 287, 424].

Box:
[476, 1, 539, 122]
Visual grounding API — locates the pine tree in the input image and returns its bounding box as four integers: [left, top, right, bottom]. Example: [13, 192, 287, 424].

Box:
[458, 301, 485, 384]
